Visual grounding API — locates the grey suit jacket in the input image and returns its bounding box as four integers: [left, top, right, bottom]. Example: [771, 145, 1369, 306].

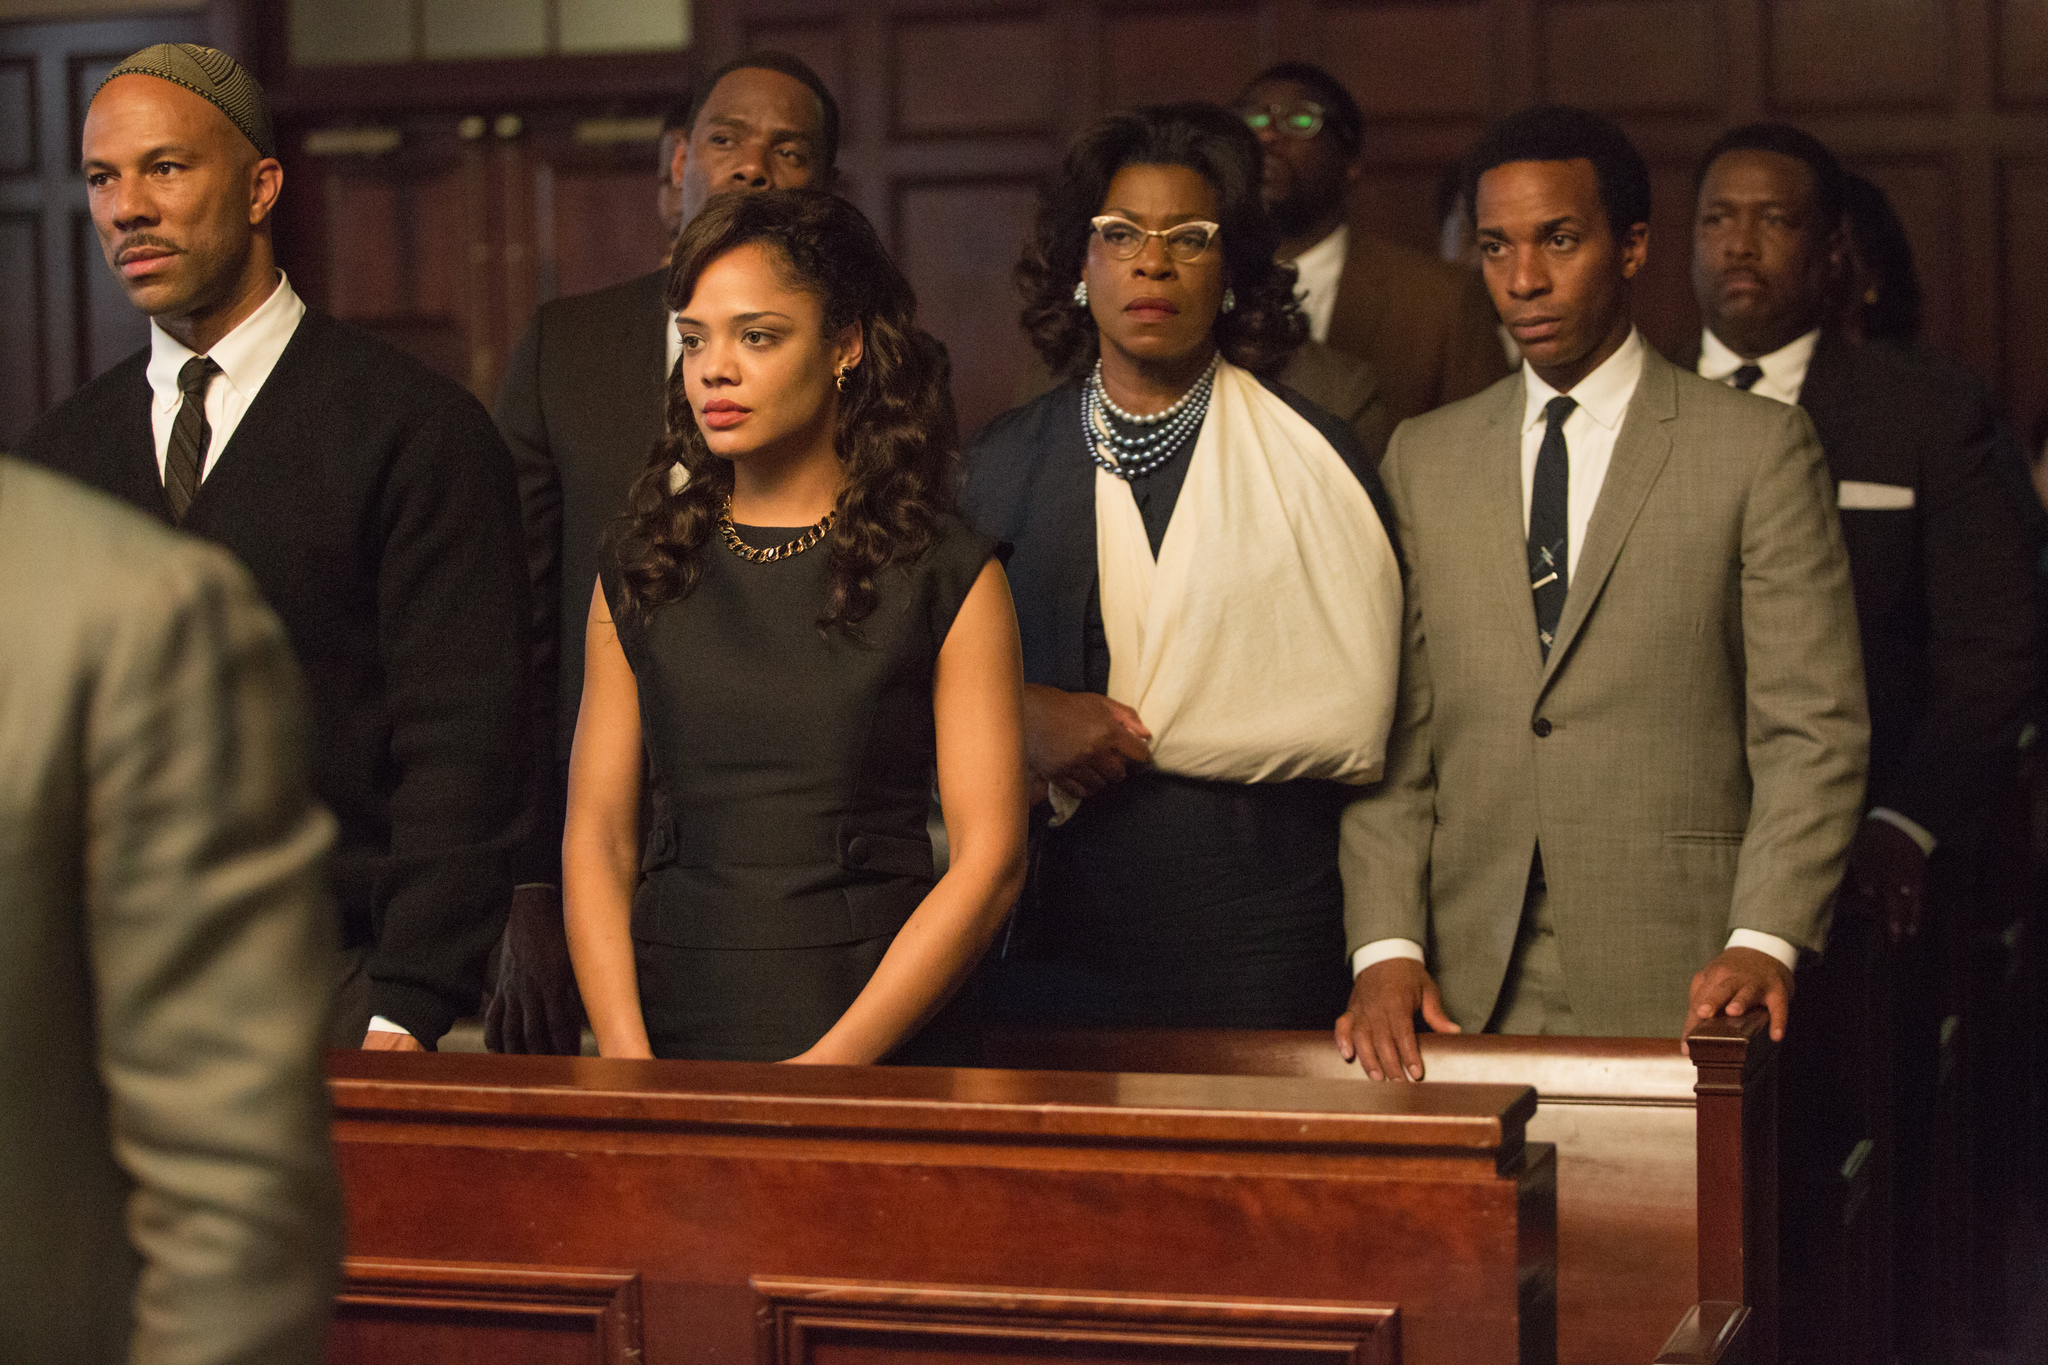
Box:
[1342, 347, 1870, 1036]
[0, 459, 343, 1363]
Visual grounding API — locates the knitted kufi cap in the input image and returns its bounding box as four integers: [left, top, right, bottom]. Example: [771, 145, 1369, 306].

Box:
[97, 44, 276, 160]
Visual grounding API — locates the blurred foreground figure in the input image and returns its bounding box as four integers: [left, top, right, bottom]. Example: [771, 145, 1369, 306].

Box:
[0, 457, 343, 1364]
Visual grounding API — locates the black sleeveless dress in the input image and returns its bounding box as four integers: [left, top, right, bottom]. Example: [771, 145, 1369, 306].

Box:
[604, 512, 993, 1062]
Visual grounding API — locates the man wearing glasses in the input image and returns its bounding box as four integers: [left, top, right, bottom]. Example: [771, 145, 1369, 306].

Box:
[1236, 63, 1510, 422]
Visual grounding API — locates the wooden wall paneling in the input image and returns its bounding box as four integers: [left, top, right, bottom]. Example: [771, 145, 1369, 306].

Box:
[2002, 159, 2048, 433]
[1633, 162, 1705, 362]
[752, 1277, 1400, 1364]
[332, 1258, 643, 1365]
[894, 176, 1042, 433]
[1101, 1, 1273, 108]
[70, 207, 146, 384]
[0, 213, 45, 448]
[0, 57, 34, 175]
[1318, 1, 1499, 122]
[1766, 0, 1954, 111]
[315, 139, 480, 391]
[1316, 2, 1496, 123]
[1539, 0, 1722, 115]
[889, 11, 1058, 139]
[1997, 0, 2048, 105]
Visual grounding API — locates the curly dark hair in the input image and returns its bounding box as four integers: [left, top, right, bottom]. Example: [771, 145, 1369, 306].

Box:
[1017, 102, 1306, 383]
[607, 189, 958, 633]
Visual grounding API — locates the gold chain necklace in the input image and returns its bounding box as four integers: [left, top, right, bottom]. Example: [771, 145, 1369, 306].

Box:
[717, 495, 835, 564]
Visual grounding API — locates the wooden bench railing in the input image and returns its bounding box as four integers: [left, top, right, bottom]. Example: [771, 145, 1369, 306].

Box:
[326, 1052, 1557, 1364]
[985, 1012, 1779, 1365]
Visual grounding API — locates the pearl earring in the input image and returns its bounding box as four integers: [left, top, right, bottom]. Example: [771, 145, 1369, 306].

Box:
[1221, 287, 1236, 314]
[1073, 280, 1088, 307]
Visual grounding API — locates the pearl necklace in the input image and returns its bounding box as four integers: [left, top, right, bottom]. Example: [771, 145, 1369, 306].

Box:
[1082, 354, 1218, 480]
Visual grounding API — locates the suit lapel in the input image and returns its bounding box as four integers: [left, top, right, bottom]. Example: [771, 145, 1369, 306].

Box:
[1477, 374, 1546, 681]
[1539, 349, 1677, 688]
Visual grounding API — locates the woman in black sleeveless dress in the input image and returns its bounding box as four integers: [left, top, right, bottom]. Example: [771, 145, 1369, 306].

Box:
[563, 190, 1028, 1064]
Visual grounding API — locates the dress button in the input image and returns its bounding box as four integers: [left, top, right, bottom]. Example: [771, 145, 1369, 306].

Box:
[1532, 717, 1553, 737]
[846, 835, 871, 866]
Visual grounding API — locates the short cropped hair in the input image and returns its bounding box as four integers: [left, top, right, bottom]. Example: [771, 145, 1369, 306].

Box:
[1463, 105, 1652, 240]
[1694, 122, 1846, 235]
[1240, 61, 1365, 157]
[685, 50, 841, 174]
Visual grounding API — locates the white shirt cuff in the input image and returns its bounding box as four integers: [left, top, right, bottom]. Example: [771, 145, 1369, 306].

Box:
[1351, 938, 1425, 978]
[1725, 929, 1798, 972]
[365, 1015, 413, 1037]
[1867, 806, 1937, 856]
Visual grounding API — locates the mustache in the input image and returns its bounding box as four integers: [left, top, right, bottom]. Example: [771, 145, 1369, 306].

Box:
[114, 233, 180, 262]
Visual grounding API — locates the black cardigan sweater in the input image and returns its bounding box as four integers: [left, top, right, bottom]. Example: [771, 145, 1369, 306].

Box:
[18, 310, 532, 1045]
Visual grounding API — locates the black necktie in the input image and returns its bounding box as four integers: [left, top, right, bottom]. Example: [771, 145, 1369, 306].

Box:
[1730, 363, 1764, 392]
[1529, 395, 1575, 660]
[165, 356, 221, 522]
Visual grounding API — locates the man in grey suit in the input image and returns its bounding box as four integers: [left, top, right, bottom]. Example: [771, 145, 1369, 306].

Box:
[1336, 108, 1869, 1080]
[486, 51, 841, 1052]
[0, 457, 342, 1362]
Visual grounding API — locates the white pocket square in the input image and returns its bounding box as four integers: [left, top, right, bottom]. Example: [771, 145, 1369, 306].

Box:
[1838, 481, 1914, 510]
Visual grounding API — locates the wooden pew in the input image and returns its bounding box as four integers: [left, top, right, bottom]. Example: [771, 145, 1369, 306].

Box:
[985, 1015, 1778, 1365]
[326, 1053, 1554, 1364]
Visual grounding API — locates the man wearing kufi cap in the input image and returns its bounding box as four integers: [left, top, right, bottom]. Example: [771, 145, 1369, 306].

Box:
[17, 45, 533, 1055]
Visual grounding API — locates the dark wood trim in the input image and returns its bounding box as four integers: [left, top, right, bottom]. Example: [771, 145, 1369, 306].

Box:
[1684, 1010, 1779, 1364]
[324, 1050, 1537, 1154]
[751, 1276, 1399, 1364]
[337, 1257, 643, 1364]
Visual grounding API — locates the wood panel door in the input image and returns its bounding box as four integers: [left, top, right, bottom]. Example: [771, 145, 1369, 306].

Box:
[277, 108, 671, 402]
[0, 7, 223, 449]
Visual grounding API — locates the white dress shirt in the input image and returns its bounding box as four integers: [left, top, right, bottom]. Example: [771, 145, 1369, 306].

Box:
[150, 271, 416, 1040]
[1354, 328, 1798, 982]
[146, 271, 305, 481]
[1697, 326, 1817, 408]
[1697, 326, 1936, 858]
[1286, 223, 1348, 345]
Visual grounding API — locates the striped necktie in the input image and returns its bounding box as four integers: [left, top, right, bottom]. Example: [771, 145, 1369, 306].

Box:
[1529, 395, 1576, 660]
[165, 356, 221, 522]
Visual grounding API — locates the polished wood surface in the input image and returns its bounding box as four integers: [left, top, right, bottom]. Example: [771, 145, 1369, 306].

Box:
[987, 1014, 1777, 1365]
[326, 1052, 1555, 1364]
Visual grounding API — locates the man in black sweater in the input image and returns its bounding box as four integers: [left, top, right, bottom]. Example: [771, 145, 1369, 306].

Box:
[486, 52, 841, 1052]
[18, 44, 530, 1050]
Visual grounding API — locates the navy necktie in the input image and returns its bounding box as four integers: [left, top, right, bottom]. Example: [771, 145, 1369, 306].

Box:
[1730, 363, 1764, 392]
[165, 356, 220, 523]
[1529, 395, 1576, 660]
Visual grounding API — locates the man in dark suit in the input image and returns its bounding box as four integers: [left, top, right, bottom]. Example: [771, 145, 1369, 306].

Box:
[1233, 62, 1511, 423]
[18, 45, 531, 1051]
[486, 52, 841, 1051]
[1691, 124, 2041, 1360]
[1, 457, 342, 1364]
[1690, 122, 2039, 936]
